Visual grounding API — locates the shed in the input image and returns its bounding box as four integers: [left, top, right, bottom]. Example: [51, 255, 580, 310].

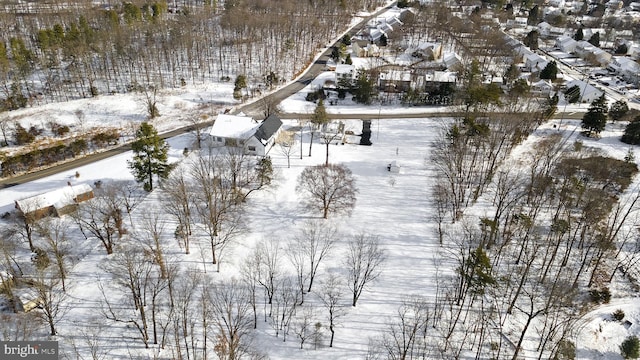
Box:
[14, 183, 94, 220]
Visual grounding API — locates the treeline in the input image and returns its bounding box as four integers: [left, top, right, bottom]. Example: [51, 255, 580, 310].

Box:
[0, 0, 386, 108]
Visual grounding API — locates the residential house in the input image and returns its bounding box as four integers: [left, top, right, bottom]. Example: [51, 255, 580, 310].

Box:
[523, 52, 549, 72]
[335, 64, 356, 83]
[351, 42, 380, 57]
[531, 79, 554, 95]
[564, 79, 604, 103]
[537, 22, 564, 38]
[442, 52, 462, 70]
[423, 71, 457, 91]
[556, 35, 578, 53]
[209, 114, 282, 156]
[574, 40, 612, 66]
[626, 43, 640, 60]
[412, 42, 443, 60]
[379, 69, 412, 92]
[14, 183, 94, 220]
[609, 56, 640, 84]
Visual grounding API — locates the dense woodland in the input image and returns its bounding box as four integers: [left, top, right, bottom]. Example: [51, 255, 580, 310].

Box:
[0, 0, 386, 108]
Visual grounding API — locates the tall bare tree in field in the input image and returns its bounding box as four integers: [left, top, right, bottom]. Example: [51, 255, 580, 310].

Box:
[33, 269, 67, 336]
[208, 279, 254, 360]
[344, 233, 386, 307]
[294, 220, 339, 293]
[296, 163, 357, 219]
[35, 218, 71, 292]
[277, 130, 297, 168]
[73, 188, 125, 255]
[316, 274, 346, 348]
[162, 168, 195, 254]
[101, 245, 153, 348]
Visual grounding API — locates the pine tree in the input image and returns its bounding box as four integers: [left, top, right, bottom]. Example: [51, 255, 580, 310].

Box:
[621, 117, 640, 145]
[128, 122, 170, 191]
[581, 94, 608, 137]
[588, 32, 600, 47]
[540, 61, 558, 80]
[621, 336, 640, 359]
[352, 69, 375, 105]
[574, 28, 584, 41]
[523, 30, 539, 50]
[609, 99, 629, 121]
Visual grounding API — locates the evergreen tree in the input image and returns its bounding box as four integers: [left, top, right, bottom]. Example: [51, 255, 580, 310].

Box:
[128, 122, 170, 191]
[352, 69, 376, 105]
[539, 61, 558, 80]
[574, 28, 584, 41]
[581, 94, 608, 137]
[543, 93, 559, 119]
[527, 5, 539, 25]
[523, 30, 539, 50]
[379, 34, 387, 47]
[621, 336, 640, 359]
[588, 32, 600, 47]
[616, 43, 629, 55]
[311, 98, 329, 127]
[609, 99, 629, 121]
[233, 74, 247, 100]
[308, 99, 329, 156]
[621, 117, 640, 145]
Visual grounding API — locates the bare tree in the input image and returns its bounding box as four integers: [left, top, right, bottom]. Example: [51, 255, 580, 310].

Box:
[0, 312, 43, 341]
[35, 218, 71, 291]
[286, 240, 309, 305]
[190, 153, 245, 270]
[0, 115, 11, 145]
[270, 276, 300, 341]
[32, 269, 67, 336]
[316, 274, 346, 348]
[140, 84, 161, 119]
[137, 212, 168, 279]
[74, 109, 86, 132]
[292, 306, 316, 349]
[109, 180, 146, 227]
[189, 113, 209, 149]
[277, 130, 297, 168]
[162, 168, 195, 254]
[297, 163, 358, 219]
[73, 188, 125, 255]
[208, 279, 254, 360]
[344, 233, 386, 307]
[378, 297, 432, 360]
[101, 245, 153, 347]
[319, 121, 344, 166]
[249, 238, 282, 318]
[294, 220, 338, 293]
[172, 269, 201, 359]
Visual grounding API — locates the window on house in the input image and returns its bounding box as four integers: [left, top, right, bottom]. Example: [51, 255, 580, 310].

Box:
[248, 146, 256, 152]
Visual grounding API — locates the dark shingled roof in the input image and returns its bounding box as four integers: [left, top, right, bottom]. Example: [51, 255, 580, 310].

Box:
[254, 114, 282, 142]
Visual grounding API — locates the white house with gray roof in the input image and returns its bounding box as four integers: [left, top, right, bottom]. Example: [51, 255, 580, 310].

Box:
[209, 114, 282, 156]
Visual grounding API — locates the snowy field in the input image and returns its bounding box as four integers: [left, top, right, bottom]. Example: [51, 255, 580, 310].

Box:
[1, 116, 443, 358]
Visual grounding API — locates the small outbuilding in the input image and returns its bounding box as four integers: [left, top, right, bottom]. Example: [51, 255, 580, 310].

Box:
[14, 183, 94, 220]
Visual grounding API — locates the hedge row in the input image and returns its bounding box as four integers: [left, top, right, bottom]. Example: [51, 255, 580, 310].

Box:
[1, 130, 120, 177]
